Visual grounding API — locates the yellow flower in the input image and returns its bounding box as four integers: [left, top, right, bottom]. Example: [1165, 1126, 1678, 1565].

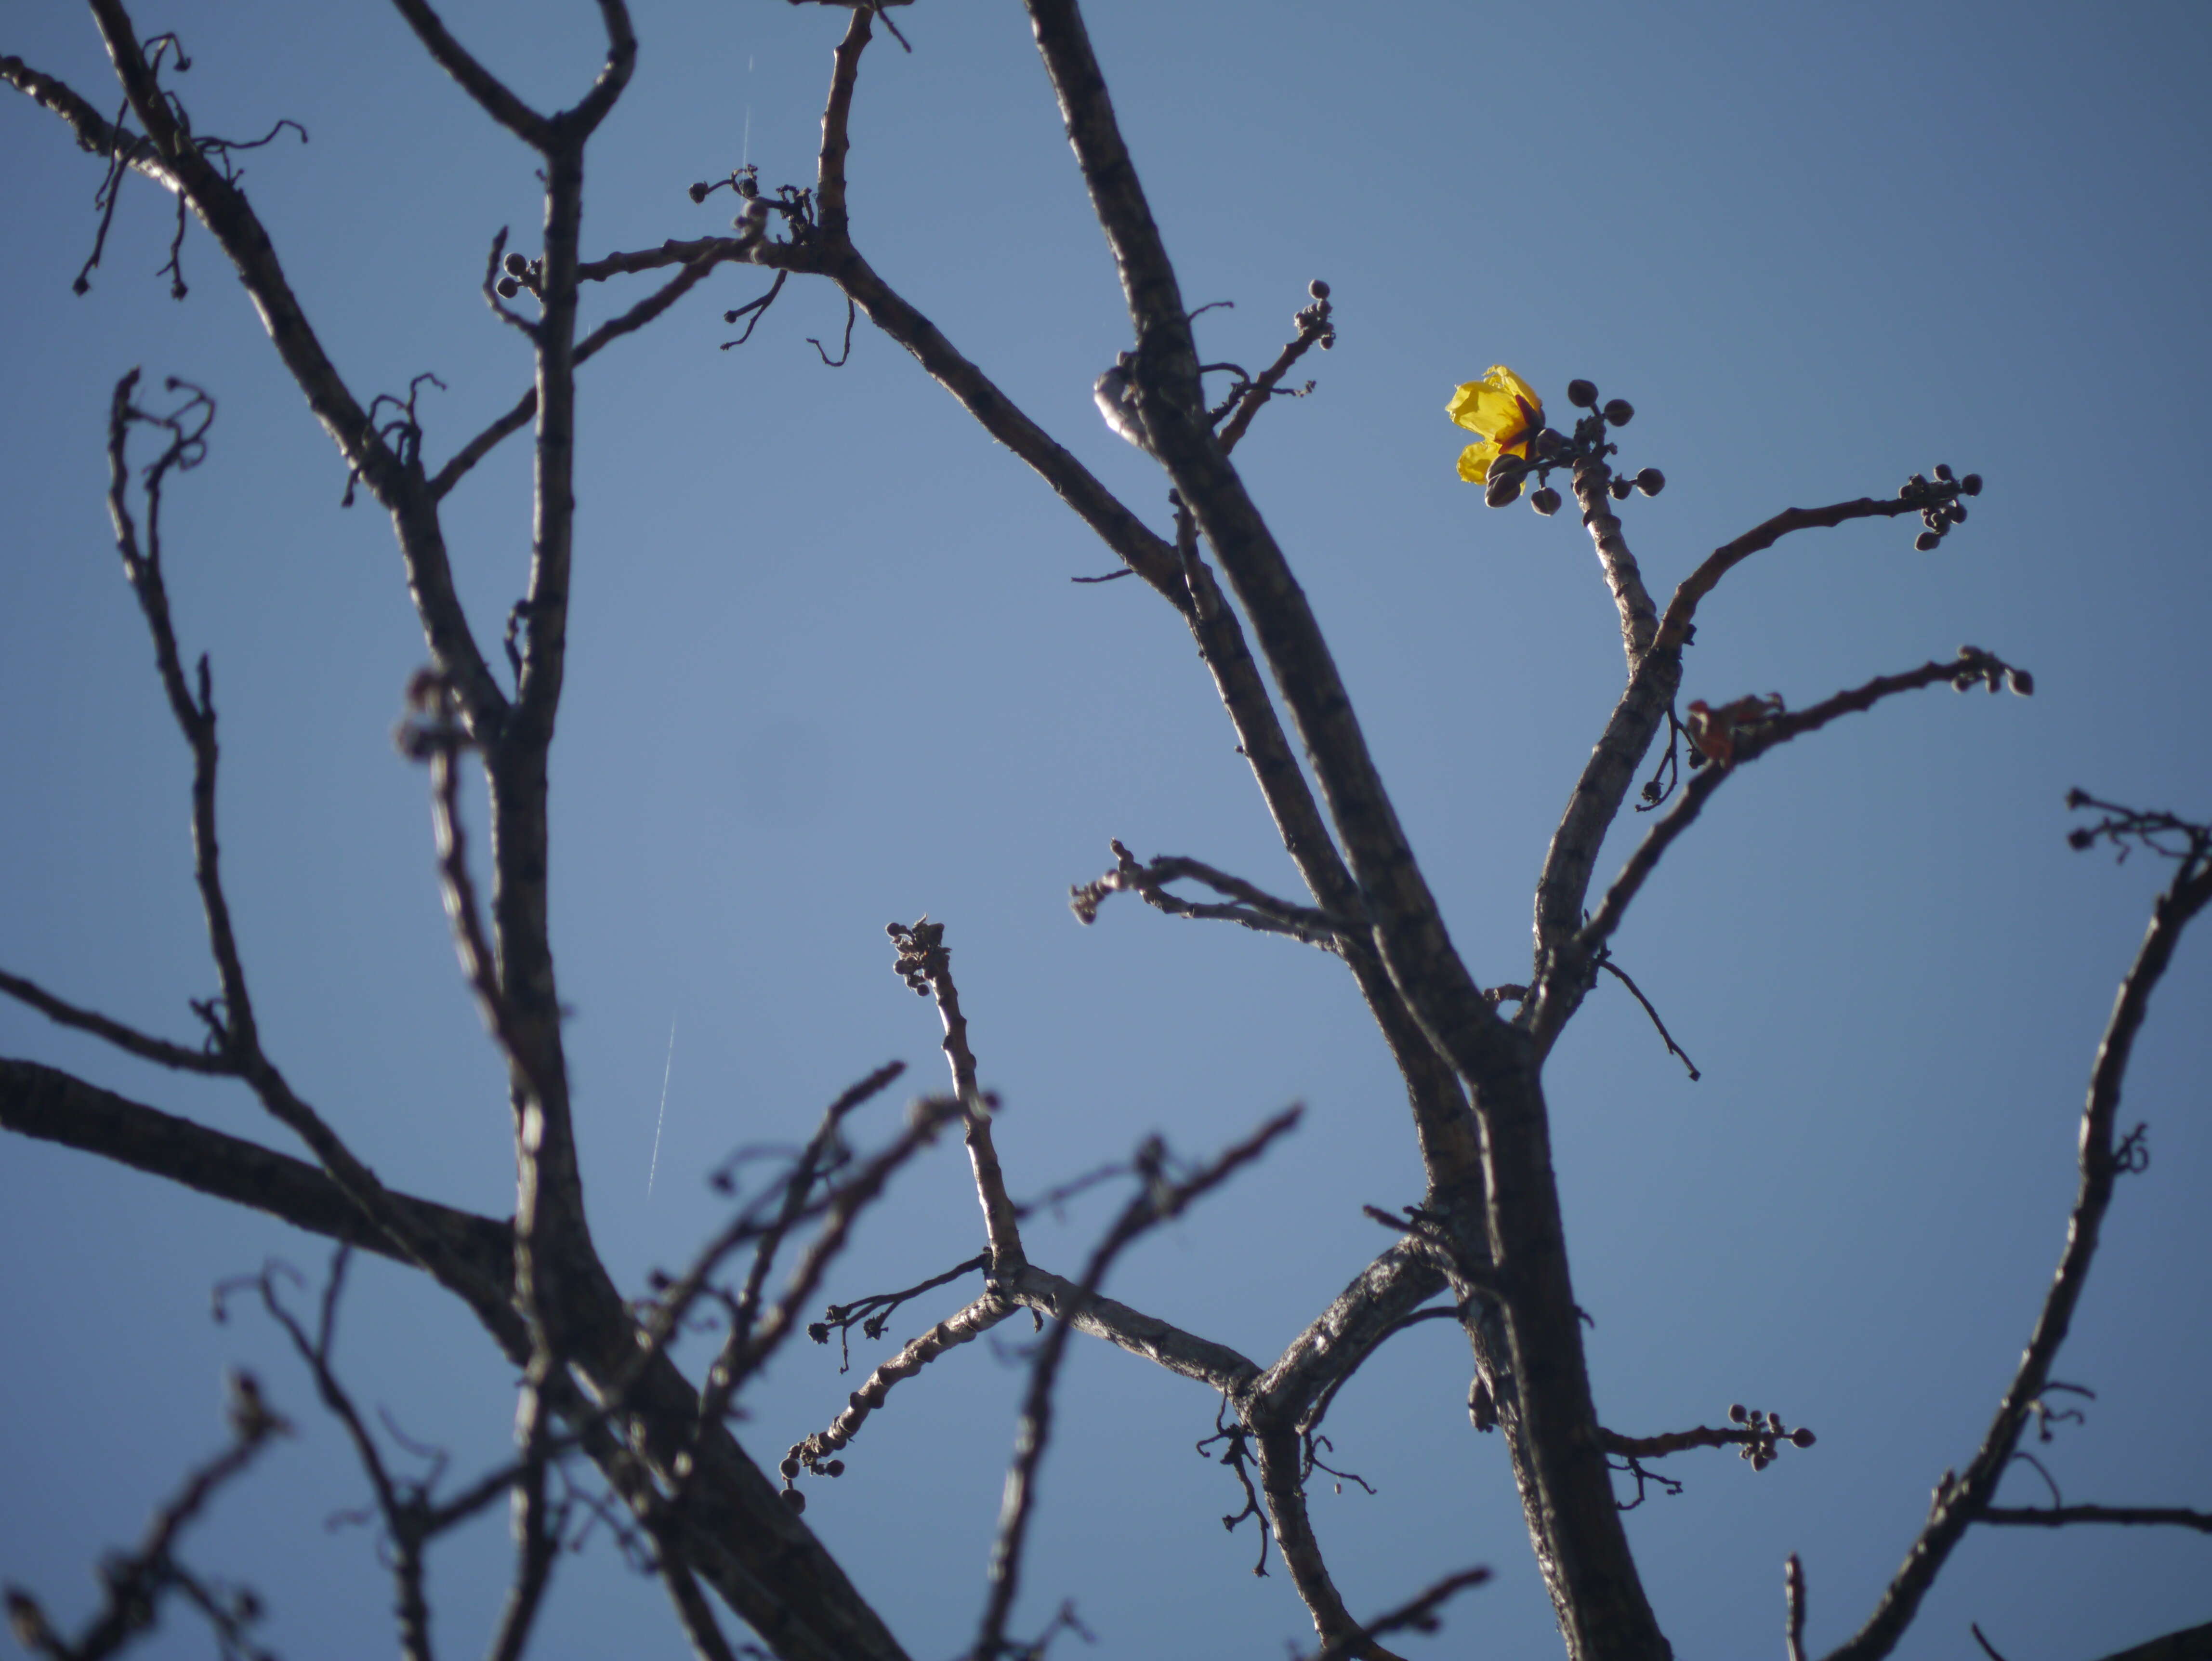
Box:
[1447, 366, 1545, 483]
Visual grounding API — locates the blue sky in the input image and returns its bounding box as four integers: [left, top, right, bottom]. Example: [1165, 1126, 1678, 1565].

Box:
[2, 2, 2207, 1658]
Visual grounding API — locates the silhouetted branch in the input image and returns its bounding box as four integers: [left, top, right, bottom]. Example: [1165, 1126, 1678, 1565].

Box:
[1576, 648, 2035, 980]
[1215, 281, 1333, 455]
[1, 1373, 289, 1661]
[1068, 839, 1356, 947]
[972, 1108, 1300, 1661]
[1977, 1505, 2212, 1533]
[887, 919, 1027, 1270]
[1821, 806, 2212, 1661]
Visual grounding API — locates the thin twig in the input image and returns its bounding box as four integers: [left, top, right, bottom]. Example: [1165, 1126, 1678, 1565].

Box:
[973, 1110, 1300, 1660]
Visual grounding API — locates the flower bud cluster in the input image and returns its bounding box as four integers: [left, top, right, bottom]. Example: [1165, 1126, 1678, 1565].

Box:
[1727, 1401, 1816, 1472]
[1899, 463, 1981, 551]
[1478, 376, 1662, 519]
[495, 250, 543, 301]
[1949, 645, 2033, 697]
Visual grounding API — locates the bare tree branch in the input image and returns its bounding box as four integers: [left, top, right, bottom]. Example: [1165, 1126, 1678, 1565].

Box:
[1822, 817, 2212, 1661]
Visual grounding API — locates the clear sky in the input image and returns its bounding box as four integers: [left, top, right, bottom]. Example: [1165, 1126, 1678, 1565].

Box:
[2, 2, 2208, 1658]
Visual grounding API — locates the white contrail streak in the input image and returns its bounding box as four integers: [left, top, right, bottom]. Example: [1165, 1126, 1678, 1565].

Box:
[646, 1015, 677, 1200]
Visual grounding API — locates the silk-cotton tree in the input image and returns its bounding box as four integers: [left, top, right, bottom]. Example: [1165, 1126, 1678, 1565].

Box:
[2, 5, 2207, 1661]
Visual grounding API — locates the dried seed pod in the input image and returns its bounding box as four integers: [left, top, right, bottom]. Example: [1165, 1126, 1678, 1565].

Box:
[1602, 397, 1635, 425]
[1567, 378, 1599, 409]
[1635, 467, 1666, 495]
[1530, 486, 1562, 515]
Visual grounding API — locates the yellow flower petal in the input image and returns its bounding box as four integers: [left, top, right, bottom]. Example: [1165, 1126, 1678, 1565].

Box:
[1457, 439, 1502, 483]
[1447, 365, 1542, 437]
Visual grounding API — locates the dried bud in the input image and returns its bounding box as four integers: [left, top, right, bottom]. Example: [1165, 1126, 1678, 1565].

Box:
[1635, 467, 1666, 495]
[1961, 473, 1983, 495]
[1728, 1403, 1748, 1424]
[781, 1488, 807, 1514]
[1914, 530, 1942, 552]
[1790, 1426, 1817, 1448]
[1485, 476, 1524, 509]
[1601, 397, 1634, 425]
[1307, 278, 1330, 299]
[1608, 475, 1633, 500]
[496, 276, 522, 299]
[1567, 378, 1599, 409]
[1529, 486, 1562, 515]
[687, 181, 712, 203]
[807, 1322, 830, 1345]
[2068, 827, 2097, 850]
[2007, 668, 2035, 696]
[780, 1454, 802, 1478]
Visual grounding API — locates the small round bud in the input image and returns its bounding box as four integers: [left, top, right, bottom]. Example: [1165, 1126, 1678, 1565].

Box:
[1567, 379, 1599, 409]
[688, 181, 712, 203]
[1485, 476, 1523, 509]
[1934, 463, 1955, 482]
[1529, 486, 1562, 516]
[780, 1488, 807, 1514]
[825, 1459, 846, 1477]
[496, 276, 521, 298]
[1961, 473, 1983, 495]
[1728, 1403, 1748, 1424]
[1307, 278, 1330, 299]
[1914, 530, 1942, 552]
[1947, 502, 1968, 524]
[2006, 668, 2035, 696]
[1635, 467, 1666, 496]
[736, 174, 759, 199]
[1790, 1426, 1817, 1448]
[780, 1454, 801, 1477]
[1608, 475, 1633, 500]
[2068, 827, 2097, 850]
[1601, 398, 1634, 425]
[1751, 1452, 1772, 1472]
[503, 251, 530, 277]
[1909, 473, 1929, 491]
